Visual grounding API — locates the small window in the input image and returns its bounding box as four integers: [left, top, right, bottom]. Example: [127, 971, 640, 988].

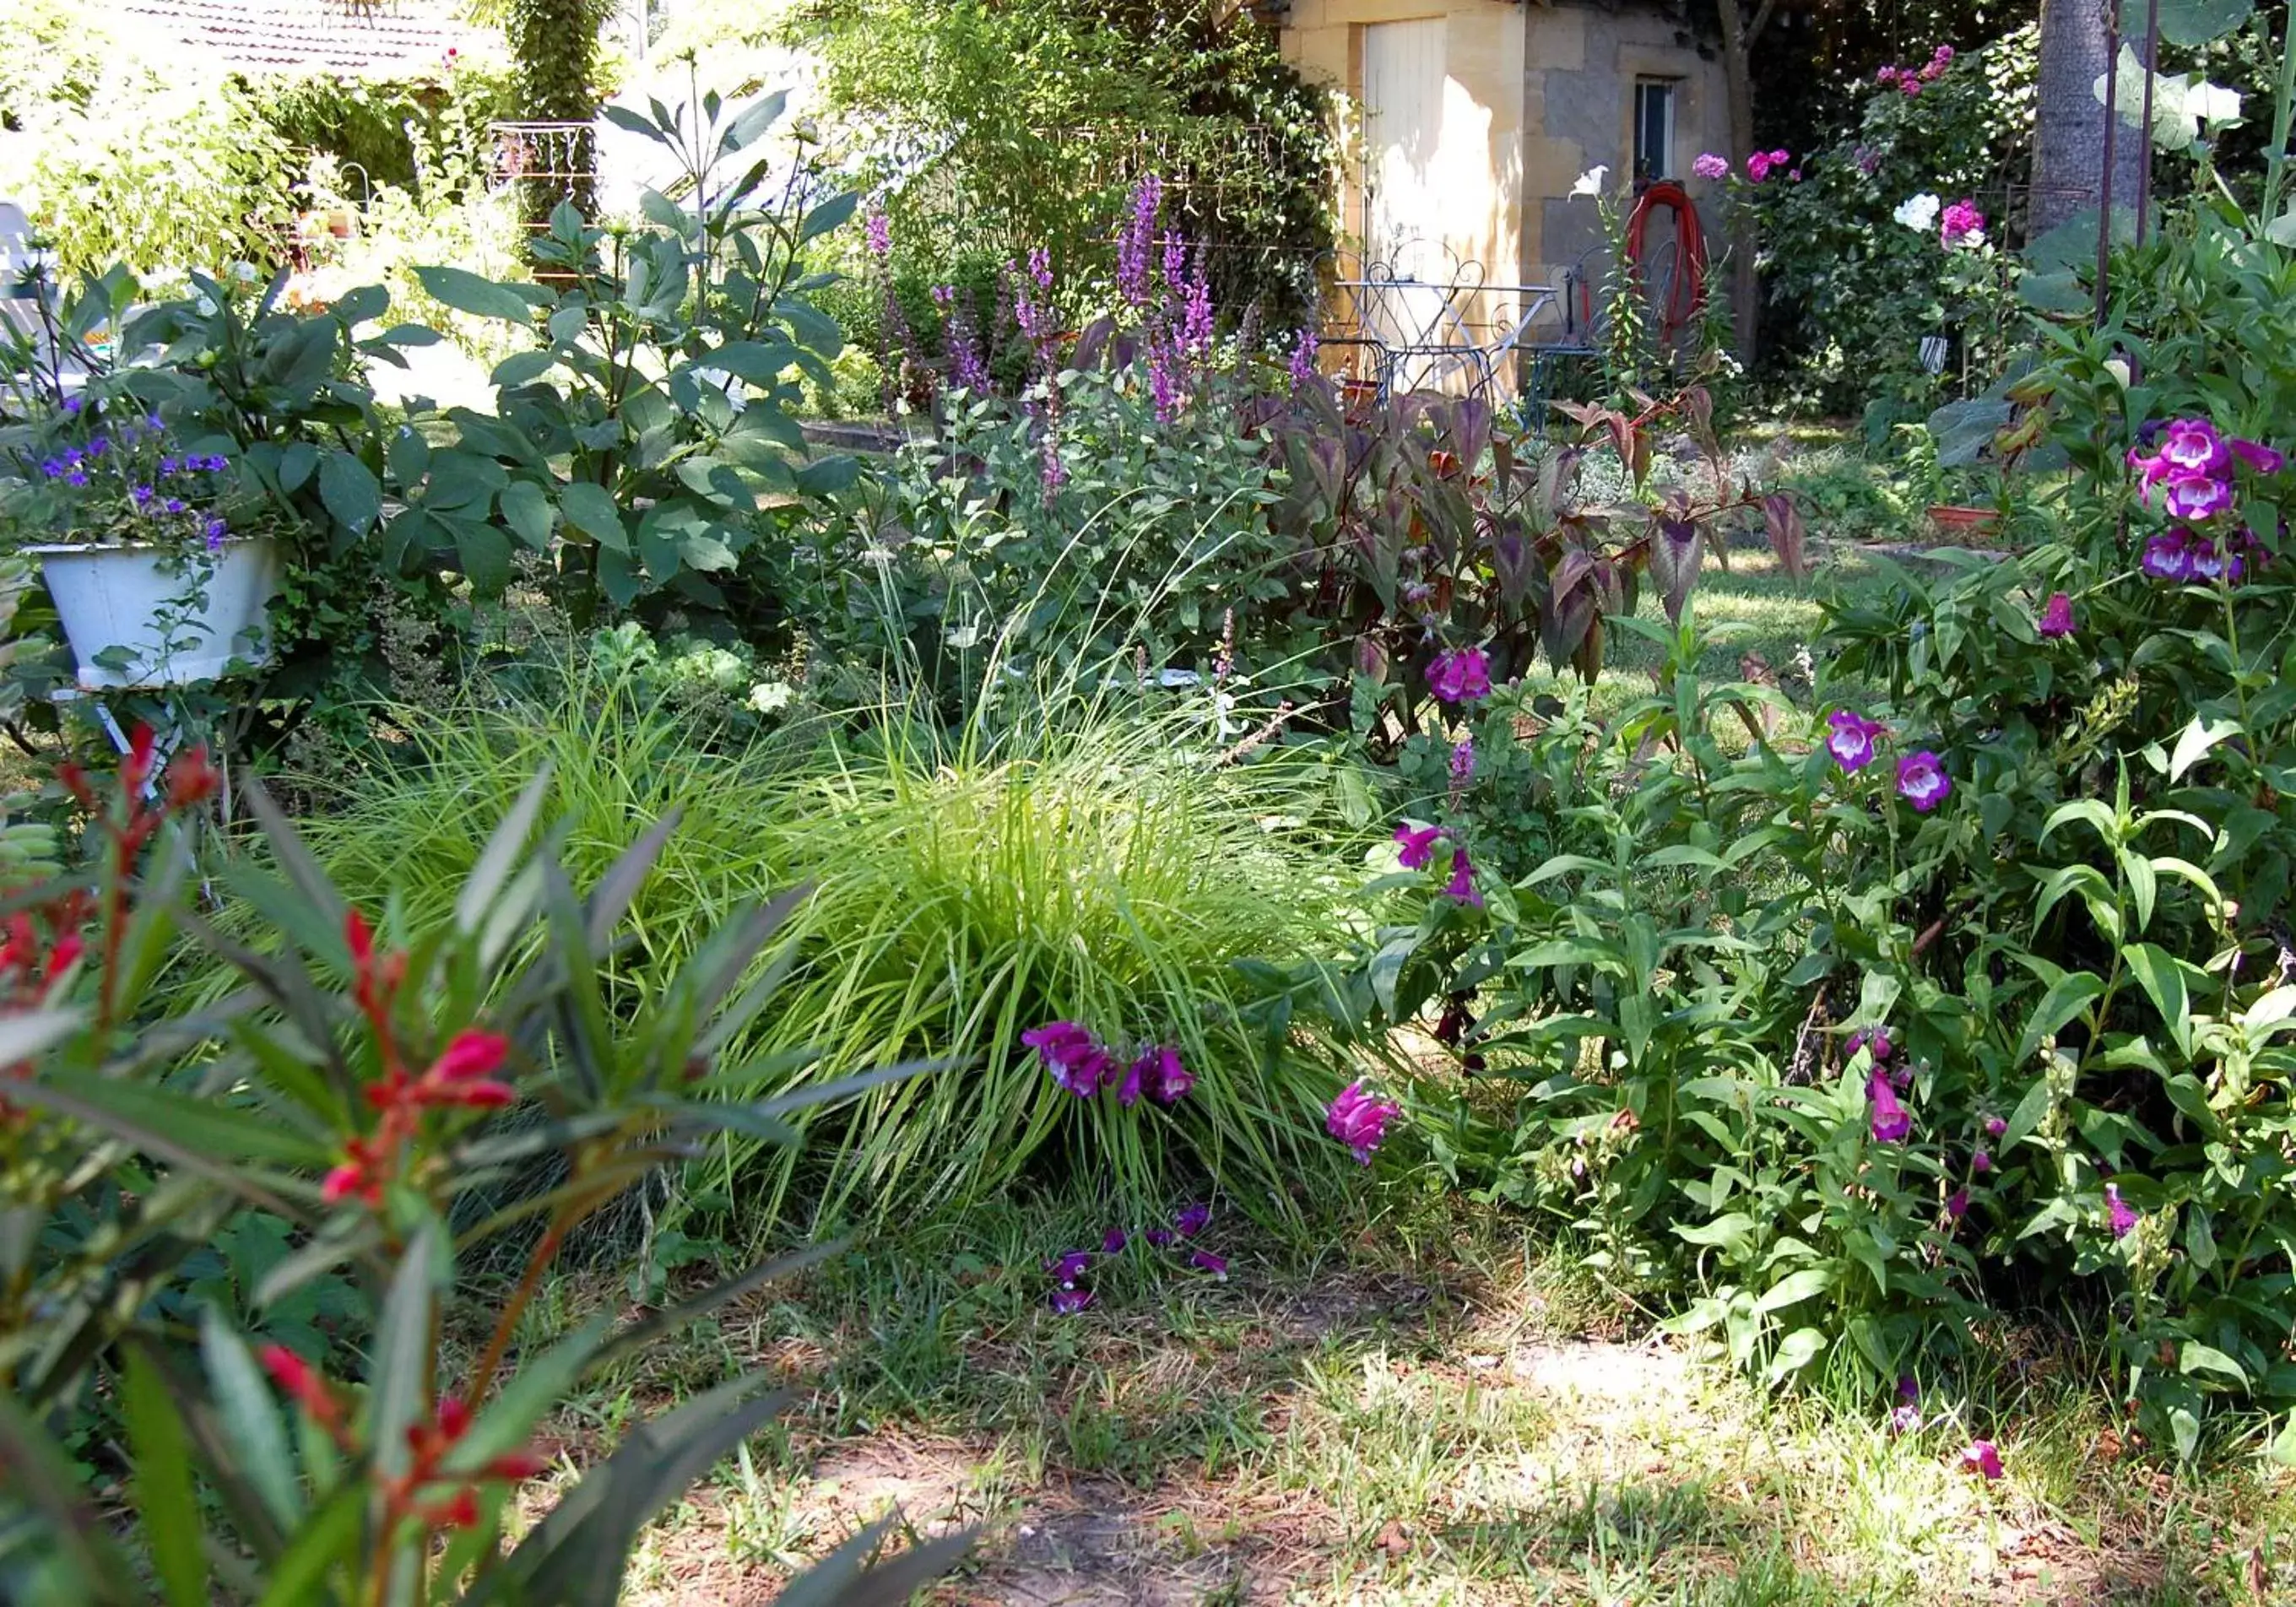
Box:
[1633, 79, 1678, 184]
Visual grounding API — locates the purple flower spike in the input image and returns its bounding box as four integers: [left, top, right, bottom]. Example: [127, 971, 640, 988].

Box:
[1867, 1069, 1912, 1143]
[1327, 1080, 1401, 1165]
[2039, 592, 2075, 639]
[1102, 1227, 1129, 1255]
[1825, 709, 1884, 773]
[1189, 1251, 1227, 1279]
[1443, 847, 1483, 907]
[864, 211, 891, 261]
[1896, 751, 1952, 813]
[1394, 821, 1444, 871]
[1023, 1021, 1115, 1097]
[1287, 327, 1319, 391]
[2106, 1182, 2138, 1238]
[1427, 647, 1492, 705]
[1175, 1202, 1210, 1238]
[1050, 1287, 1093, 1315]
[1046, 1249, 1091, 1287]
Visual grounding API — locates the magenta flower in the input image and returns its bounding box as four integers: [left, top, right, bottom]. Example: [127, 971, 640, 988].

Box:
[1825, 709, 1885, 773]
[1940, 198, 1985, 249]
[1962, 1441, 2004, 1480]
[1046, 1249, 1091, 1286]
[1049, 1287, 1093, 1315]
[1867, 1069, 1912, 1143]
[1692, 152, 1730, 181]
[1175, 1201, 1210, 1238]
[1845, 1026, 1893, 1065]
[1889, 1403, 1924, 1436]
[2164, 473, 2234, 522]
[2159, 418, 2228, 477]
[864, 211, 891, 261]
[1900, 76, 1924, 96]
[1102, 1227, 1129, 1254]
[1895, 751, 1952, 813]
[1428, 647, 1492, 703]
[1023, 1021, 1116, 1097]
[1746, 151, 1779, 182]
[1443, 847, 1483, 907]
[1947, 1188, 1968, 1220]
[1769, 148, 1790, 166]
[1449, 738, 1476, 797]
[1898, 1374, 1920, 1404]
[2142, 528, 2196, 582]
[2189, 536, 2245, 585]
[1148, 1046, 1192, 1104]
[2230, 437, 2284, 476]
[1984, 1115, 2006, 1138]
[2038, 592, 2075, 639]
[2106, 1182, 2138, 1238]
[1189, 1251, 1227, 1278]
[1972, 1150, 1992, 1173]
[1327, 1079, 1401, 1165]
[1394, 821, 1444, 870]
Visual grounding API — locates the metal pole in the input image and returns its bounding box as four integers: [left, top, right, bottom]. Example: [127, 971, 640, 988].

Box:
[2095, 0, 2123, 329]
[2135, 0, 2160, 246]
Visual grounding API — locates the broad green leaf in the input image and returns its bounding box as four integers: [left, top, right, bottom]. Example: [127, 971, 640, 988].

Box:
[2180, 1342, 2248, 1383]
[413, 265, 538, 325]
[1766, 1326, 1828, 1381]
[557, 480, 626, 550]
[122, 1346, 207, 1607]
[2122, 943, 2192, 1057]
[2124, 0, 2254, 48]
[2016, 971, 2105, 1065]
[1675, 1212, 1755, 1250]
[499, 479, 556, 548]
[2169, 714, 2242, 782]
[202, 1311, 301, 1529]
[1753, 1267, 1833, 1315]
[317, 452, 381, 538]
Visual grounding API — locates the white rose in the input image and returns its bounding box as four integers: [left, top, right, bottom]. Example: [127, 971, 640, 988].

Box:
[1893, 193, 1941, 232]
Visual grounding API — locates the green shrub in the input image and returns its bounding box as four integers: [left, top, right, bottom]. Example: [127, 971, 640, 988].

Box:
[276, 663, 1362, 1229]
[0, 736, 964, 1604]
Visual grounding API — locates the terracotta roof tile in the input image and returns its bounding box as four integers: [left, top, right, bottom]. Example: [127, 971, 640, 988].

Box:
[113, 0, 495, 77]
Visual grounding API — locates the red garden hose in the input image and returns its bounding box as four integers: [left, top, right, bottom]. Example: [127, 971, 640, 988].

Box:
[1623, 181, 1709, 346]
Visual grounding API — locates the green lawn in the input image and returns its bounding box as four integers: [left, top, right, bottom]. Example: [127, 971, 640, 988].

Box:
[523, 1193, 2293, 1605]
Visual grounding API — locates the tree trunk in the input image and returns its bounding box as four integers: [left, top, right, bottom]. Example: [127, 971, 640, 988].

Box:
[2030, 0, 2147, 237]
[1714, 0, 1761, 365]
[508, 0, 608, 228]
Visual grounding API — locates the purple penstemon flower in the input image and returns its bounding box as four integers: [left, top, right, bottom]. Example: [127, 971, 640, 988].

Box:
[1867, 1069, 1912, 1143]
[1394, 821, 1443, 870]
[1189, 1251, 1227, 1279]
[1443, 847, 1482, 907]
[1144, 1226, 1176, 1247]
[1022, 1020, 1115, 1097]
[2158, 418, 2228, 478]
[1449, 738, 1476, 803]
[1889, 1403, 1924, 1435]
[1895, 750, 1952, 813]
[2142, 528, 2196, 582]
[1174, 1202, 1210, 1238]
[1962, 1440, 2004, 1480]
[1120, 1044, 1192, 1107]
[1102, 1226, 1129, 1254]
[1046, 1249, 1091, 1286]
[1824, 709, 1884, 773]
[2105, 1182, 2138, 1238]
[1049, 1287, 1092, 1315]
[2230, 437, 2284, 476]
[1844, 1026, 1893, 1065]
[2163, 473, 2233, 522]
[2038, 592, 2075, 638]
[1327, 1080, 1401, 1165]
[1427, 647, 1492, 704]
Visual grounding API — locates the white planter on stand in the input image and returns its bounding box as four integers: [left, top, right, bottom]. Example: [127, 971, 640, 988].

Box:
[27, 537, 282, 690]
